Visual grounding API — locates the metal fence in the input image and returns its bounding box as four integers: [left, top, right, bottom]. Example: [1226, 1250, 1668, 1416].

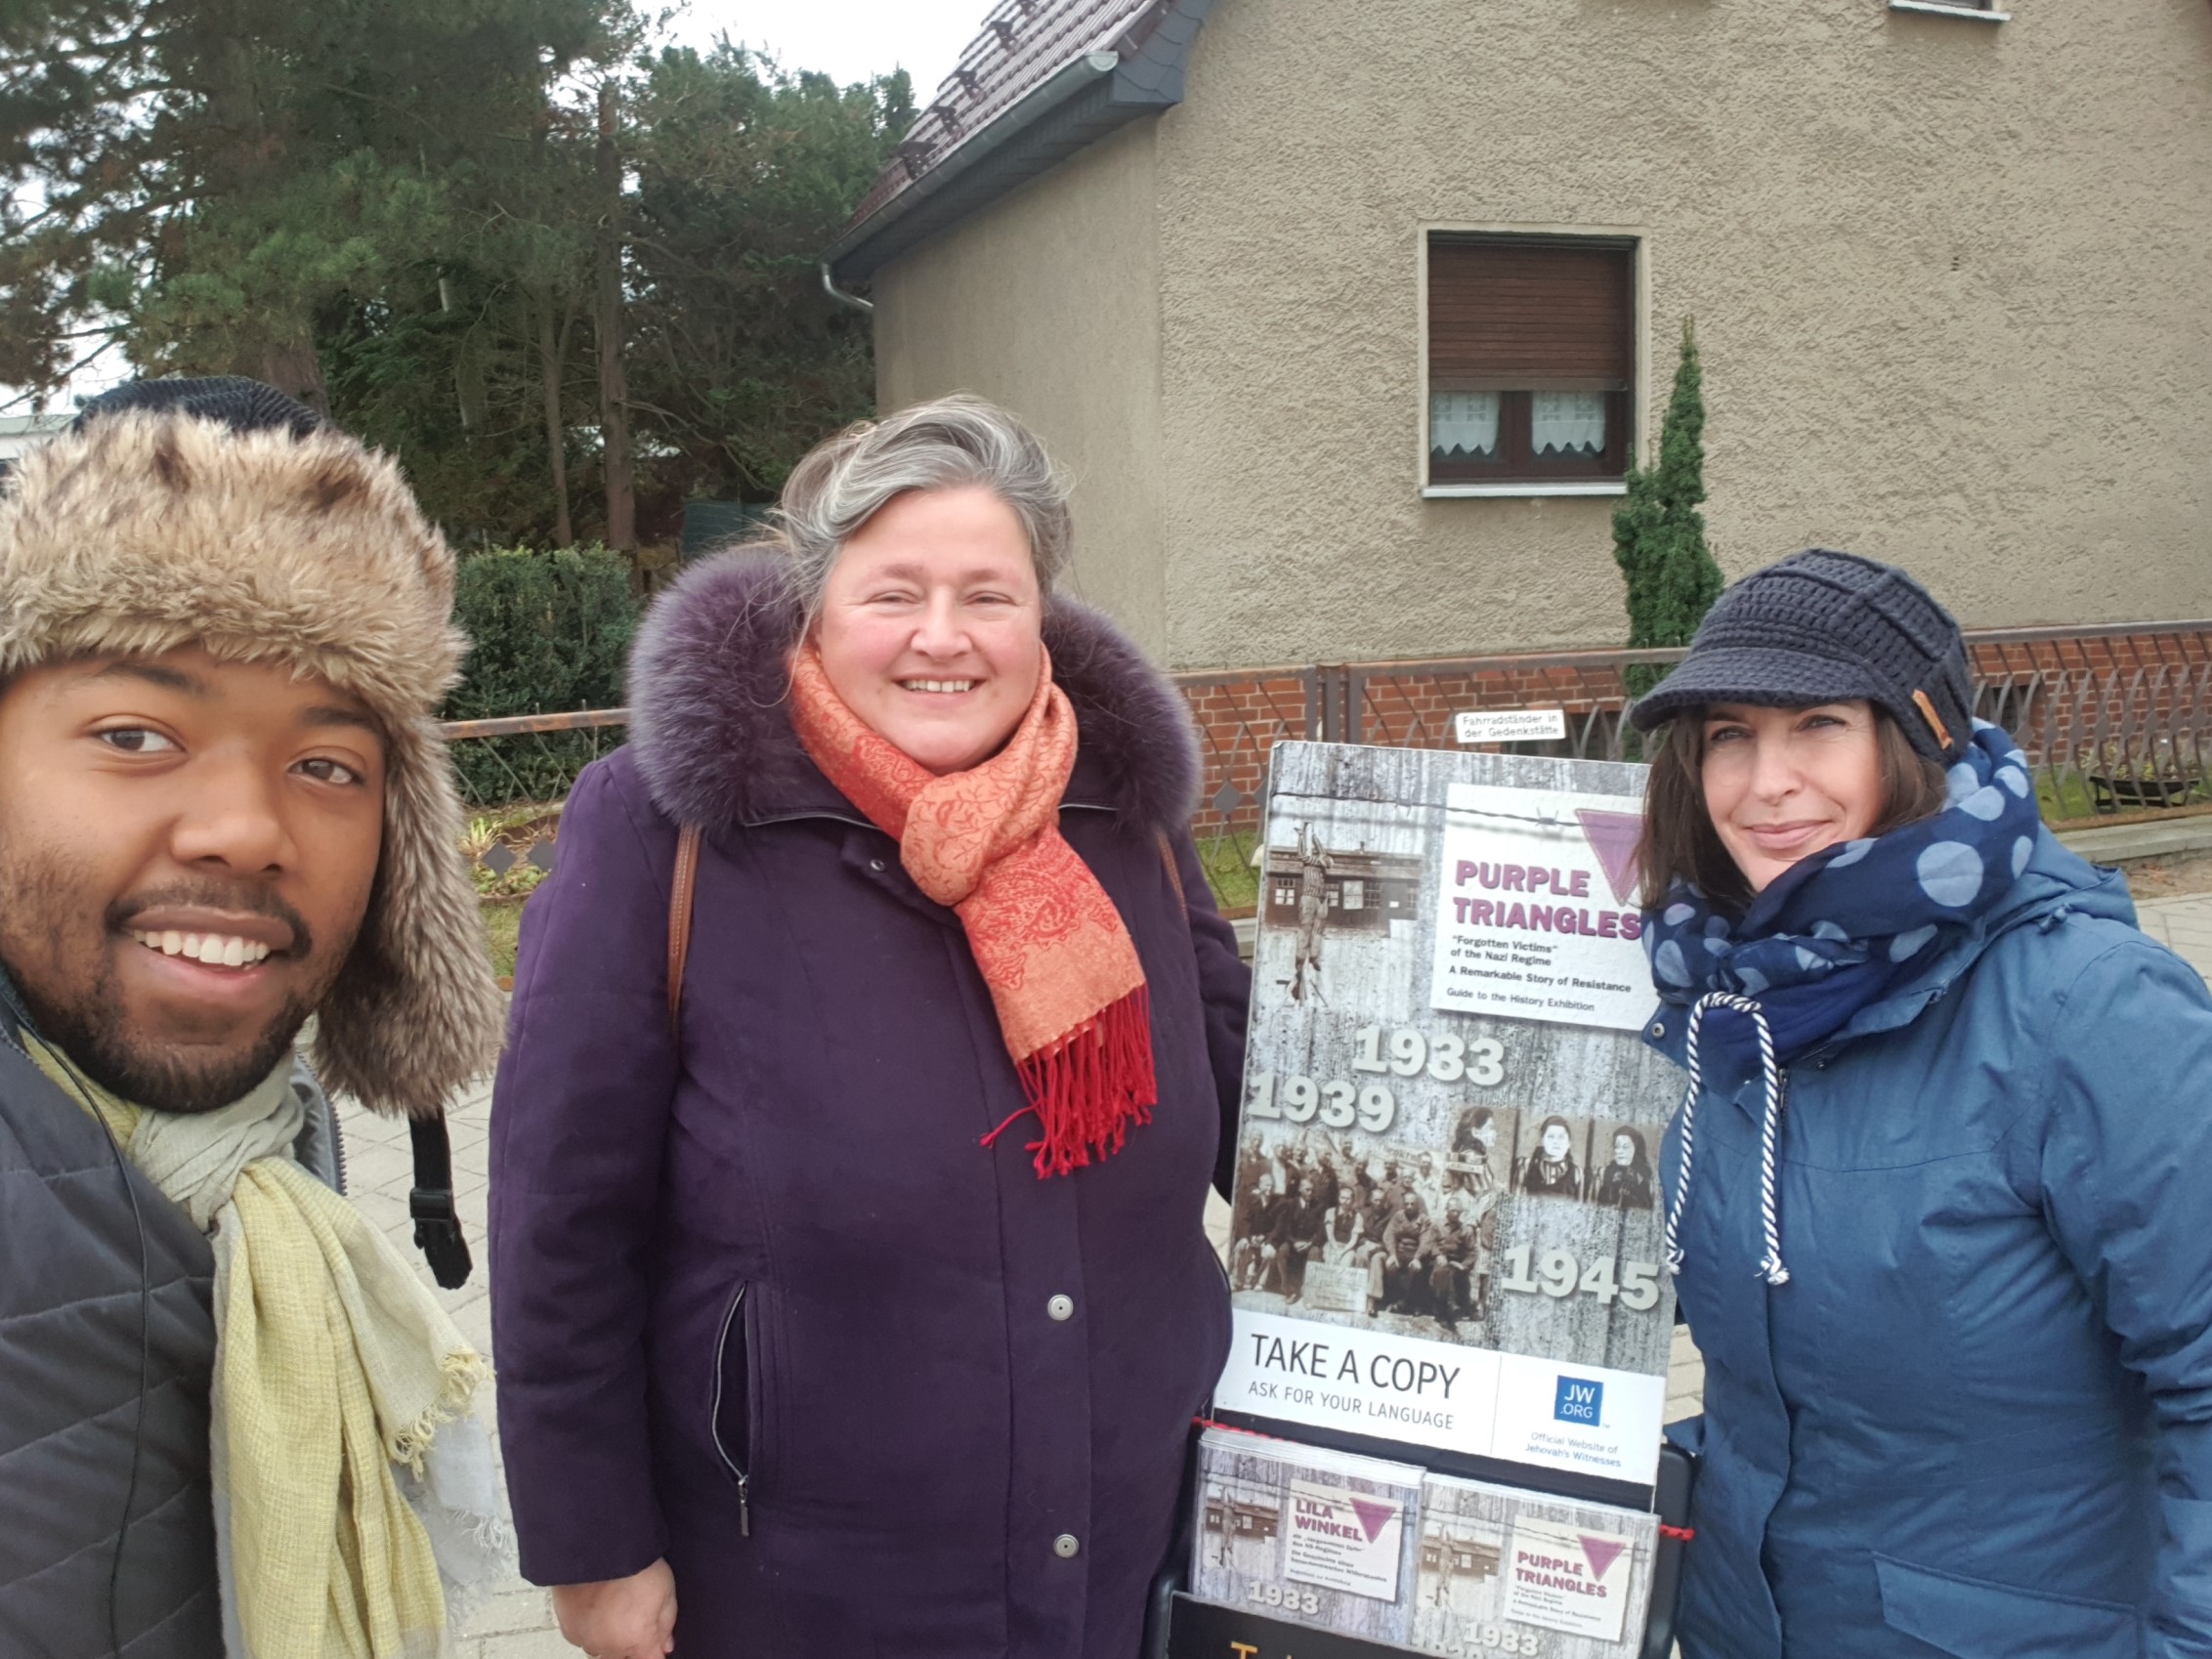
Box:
[439, 624, 2212, 894]
[1977, 660, 2212, 820]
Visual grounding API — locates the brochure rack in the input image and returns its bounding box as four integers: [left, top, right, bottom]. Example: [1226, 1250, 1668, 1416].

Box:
[1170, 743, 1695, 1659]
[1144, 1442, 1693, 1659]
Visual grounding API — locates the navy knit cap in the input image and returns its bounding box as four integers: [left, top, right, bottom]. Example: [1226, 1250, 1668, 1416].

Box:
[73, 375, 319, 440]
[1627, 549, 1972, 761]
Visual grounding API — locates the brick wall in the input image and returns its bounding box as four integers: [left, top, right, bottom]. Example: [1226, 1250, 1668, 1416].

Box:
[1973, 629, 2212, 787]
[1179, 627, 2212, 835]
[1969, 629, 2212, 679]
[1180, 674, 1317, 831]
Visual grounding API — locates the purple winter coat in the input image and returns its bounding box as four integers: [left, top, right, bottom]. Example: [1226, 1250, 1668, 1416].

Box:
[488, 554, 1249, 1658]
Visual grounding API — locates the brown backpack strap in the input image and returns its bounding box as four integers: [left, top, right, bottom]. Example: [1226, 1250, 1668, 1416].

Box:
[1157, 829, 1187, 915]
[667, 822, 702, 1028]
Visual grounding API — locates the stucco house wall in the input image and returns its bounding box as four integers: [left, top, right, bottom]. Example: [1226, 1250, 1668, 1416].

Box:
[872, 119, 1170, 655]
[868, 0, 2212, 669]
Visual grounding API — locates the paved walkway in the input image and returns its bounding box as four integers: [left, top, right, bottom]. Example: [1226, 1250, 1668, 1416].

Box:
[342, 889, 2212, 1656]
[340, 1077, 569, 1657]
[2131, 893, 2212, 981]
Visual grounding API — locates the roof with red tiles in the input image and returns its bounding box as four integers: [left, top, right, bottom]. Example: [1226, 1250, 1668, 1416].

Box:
[830, 0, 1214, 280]
[853, 0, 1161, 222]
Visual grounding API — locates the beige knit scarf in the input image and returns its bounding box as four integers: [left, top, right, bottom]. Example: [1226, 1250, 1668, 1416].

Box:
[29, 1038, 507, 1658]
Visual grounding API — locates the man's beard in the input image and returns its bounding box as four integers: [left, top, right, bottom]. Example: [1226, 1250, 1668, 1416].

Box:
[0, 841, 333, 1115]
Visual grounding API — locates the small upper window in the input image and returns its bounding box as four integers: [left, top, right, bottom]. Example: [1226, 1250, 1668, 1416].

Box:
[1426, 234, 1637, 489]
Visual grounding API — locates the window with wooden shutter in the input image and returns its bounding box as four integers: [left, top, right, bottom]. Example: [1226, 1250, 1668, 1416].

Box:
[1426, 234, 1637, 487]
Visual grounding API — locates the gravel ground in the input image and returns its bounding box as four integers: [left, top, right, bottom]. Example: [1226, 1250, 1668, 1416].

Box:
[2114, 847, 2212, 899]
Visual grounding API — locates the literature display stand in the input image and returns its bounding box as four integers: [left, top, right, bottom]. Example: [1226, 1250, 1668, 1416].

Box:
[1154, 743, 1692, 1659]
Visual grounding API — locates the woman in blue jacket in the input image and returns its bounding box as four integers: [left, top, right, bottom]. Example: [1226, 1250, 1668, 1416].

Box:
[1628, 549, 2212, 1659]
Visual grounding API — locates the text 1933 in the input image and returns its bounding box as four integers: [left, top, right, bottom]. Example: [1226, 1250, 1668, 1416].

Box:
[1350, 1024, 1505, 1086]
[1428, 1626, 1546, 1656]
[1243, 1582, 1321, 1617]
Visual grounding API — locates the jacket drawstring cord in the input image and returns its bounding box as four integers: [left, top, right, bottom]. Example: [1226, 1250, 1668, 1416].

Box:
[1663, 991, 1792, 1288]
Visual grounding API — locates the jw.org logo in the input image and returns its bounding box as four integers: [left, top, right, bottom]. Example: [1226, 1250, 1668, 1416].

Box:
[1554, 1376, 1603, 1425]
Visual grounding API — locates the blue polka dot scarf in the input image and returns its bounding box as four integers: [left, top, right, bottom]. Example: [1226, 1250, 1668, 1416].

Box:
[1643, 720, 2041, 1066]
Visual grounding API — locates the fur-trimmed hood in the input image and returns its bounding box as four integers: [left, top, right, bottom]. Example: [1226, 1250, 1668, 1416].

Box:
[627, 552, 1201, 835]
[0, 407, 504, 1117]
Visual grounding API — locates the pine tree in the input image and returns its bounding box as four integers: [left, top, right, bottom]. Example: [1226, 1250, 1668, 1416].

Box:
[0, 0, 623, 409]
[623, 43, 914, 503]
[3, 13, 908, 544]
[1612, 319, 1724, 699]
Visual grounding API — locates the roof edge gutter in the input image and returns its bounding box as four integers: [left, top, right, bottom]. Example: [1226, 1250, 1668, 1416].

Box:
[826, 50, 1121, 280]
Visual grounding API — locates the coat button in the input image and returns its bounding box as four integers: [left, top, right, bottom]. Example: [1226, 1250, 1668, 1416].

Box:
[1053, 1533, 1081, 1559]
[1047, 1294, 1075, 1322]
[869, 857, 886, 872]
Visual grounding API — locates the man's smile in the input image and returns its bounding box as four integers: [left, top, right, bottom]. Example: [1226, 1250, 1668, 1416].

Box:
[130, 929, 276, 967]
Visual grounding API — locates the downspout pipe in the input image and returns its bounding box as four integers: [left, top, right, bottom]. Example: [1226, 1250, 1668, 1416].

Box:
[822, 263, 874, 316]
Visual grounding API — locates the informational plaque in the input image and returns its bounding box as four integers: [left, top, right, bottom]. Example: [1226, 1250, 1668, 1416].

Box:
[1453, 708, 1569, 744]
[1213, 743, 1675, 1486]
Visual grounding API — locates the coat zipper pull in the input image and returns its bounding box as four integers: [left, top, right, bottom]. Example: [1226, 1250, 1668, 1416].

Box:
[738, 1473, 751, 1538]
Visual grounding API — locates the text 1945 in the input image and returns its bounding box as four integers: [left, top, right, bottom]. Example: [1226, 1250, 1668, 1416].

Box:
[1496, 1245, 1661, 1311]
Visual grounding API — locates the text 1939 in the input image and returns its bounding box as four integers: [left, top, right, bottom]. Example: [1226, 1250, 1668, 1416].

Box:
[1245, 1073, 1396, 1133]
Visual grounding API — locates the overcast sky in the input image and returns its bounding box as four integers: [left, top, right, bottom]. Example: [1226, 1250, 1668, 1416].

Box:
[672, 0, 989, 101]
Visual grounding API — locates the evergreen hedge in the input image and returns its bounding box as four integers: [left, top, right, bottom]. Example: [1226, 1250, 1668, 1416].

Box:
[442, 546, 641, 805]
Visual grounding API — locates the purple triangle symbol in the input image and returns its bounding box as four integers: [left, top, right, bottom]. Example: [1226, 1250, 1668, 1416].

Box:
[1579, 1534, 1628, 1582]
[1350, 1498, 1397, 1544]
[1576, 809, 1645, 907]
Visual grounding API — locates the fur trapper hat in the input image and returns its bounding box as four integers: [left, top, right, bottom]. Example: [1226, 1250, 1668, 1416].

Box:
[0, 379, 503, 1116]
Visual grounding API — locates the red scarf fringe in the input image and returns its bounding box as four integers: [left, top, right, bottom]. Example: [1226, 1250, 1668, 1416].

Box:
[981, 986, 1158, 1177]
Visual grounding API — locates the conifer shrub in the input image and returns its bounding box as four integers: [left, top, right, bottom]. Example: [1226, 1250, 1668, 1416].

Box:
[1613, 319, 1724, 702]
[443, 546, 640, 804]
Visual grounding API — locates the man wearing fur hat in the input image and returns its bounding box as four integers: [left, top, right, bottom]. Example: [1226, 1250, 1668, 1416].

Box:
[0, 378, 508, 1657]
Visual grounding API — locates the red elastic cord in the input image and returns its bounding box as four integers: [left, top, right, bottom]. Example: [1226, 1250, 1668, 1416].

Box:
[1660, 1523, 1696, 1542]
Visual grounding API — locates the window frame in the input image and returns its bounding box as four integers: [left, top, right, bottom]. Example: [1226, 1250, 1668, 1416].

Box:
[1417, 224, 1649, 499]
[1888, 0, 2009, 19]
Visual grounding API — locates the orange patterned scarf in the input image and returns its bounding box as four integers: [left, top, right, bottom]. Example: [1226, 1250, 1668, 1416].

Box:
[787, 641, 1156, 1176]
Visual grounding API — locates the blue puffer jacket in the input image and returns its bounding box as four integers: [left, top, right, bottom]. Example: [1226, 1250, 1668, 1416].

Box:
[1650, 829, 2212, 1659]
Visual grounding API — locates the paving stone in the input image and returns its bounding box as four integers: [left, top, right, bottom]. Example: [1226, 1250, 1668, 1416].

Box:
[473, 1628, 577, 1659]
[342, 1139, 414, 1191]
[461, 1587, 559, 1638]
[2142, 895, 2212, 983]
[1203, 1188, 1231, 1262]
[1666, 1327, 1704, 1425]
[324, 1071, 563, 1639]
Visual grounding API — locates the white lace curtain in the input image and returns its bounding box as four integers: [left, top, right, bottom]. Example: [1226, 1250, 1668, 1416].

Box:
[1428, 391, 1500, 457]
[1530, 392, 1607, 456]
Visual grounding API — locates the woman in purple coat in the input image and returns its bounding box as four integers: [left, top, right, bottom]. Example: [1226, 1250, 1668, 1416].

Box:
[488, 397, 1250, 1659]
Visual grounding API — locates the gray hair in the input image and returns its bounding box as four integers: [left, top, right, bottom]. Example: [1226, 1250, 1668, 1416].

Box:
[766, 394, 1073, 627]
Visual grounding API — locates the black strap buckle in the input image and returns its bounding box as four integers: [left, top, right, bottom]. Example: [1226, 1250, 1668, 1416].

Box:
[407, 1114, 473, 1289]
